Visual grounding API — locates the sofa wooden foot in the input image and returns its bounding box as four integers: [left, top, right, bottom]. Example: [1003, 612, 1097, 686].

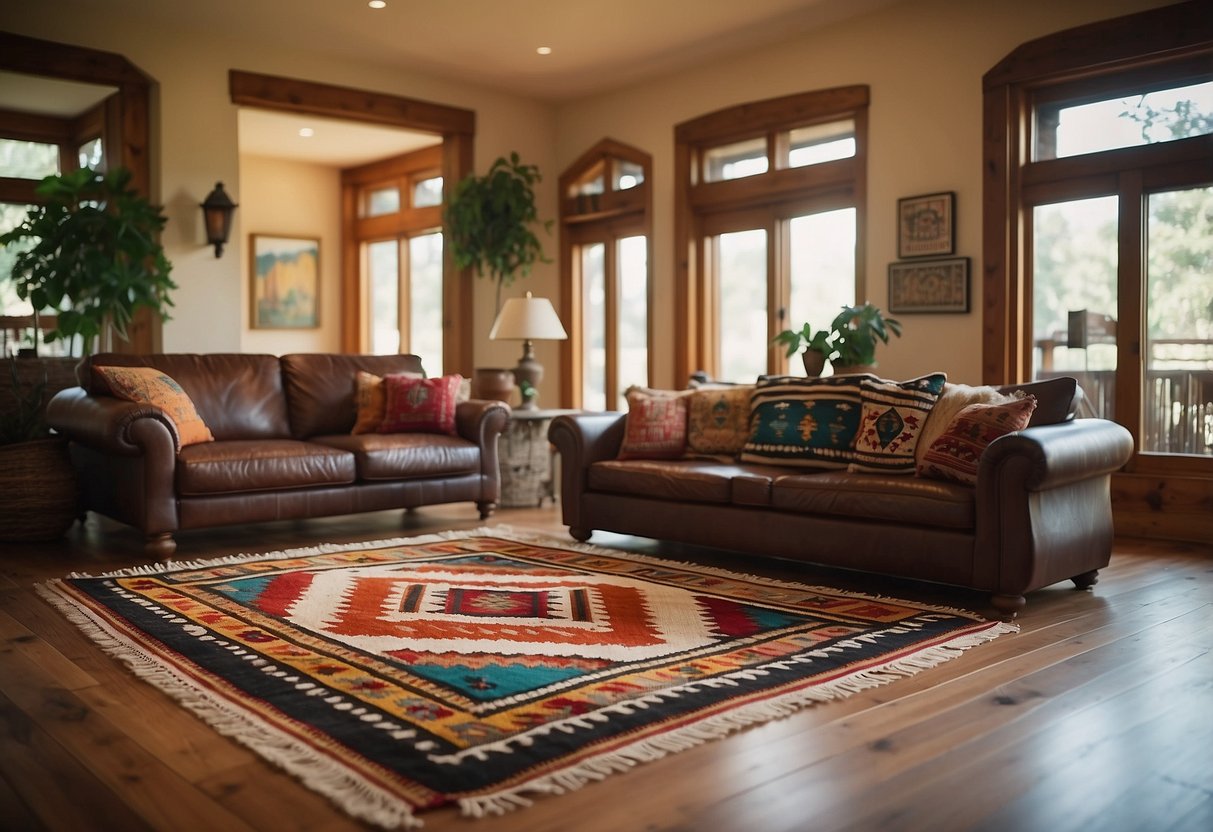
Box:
[145, 533, 176, 560]
[990, 593, 1025, 620]
[1071, 569, 1100, 590]
[477, 501, 496, 520]
[569, 526, 592, 543]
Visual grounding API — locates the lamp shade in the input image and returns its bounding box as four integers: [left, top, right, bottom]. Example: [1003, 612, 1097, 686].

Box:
[489, 291, 568, 341]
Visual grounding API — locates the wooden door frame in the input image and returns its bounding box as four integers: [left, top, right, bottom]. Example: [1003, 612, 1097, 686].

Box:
[0, 31, 155, 353]
[229, 71, 475, 375]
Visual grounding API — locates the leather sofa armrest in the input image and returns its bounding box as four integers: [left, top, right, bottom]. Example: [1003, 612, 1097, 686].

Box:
[979, 418, 1133, 491]
[455, 398, 511, 506]
[548, 413, 627, 535]
[974, 417, 1133, 608]
[46, 386, 181, 455]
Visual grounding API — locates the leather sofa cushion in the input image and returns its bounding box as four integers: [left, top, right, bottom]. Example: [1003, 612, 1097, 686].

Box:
[176, 440, 355, 496]
[770, 471, 975, 529]
[313, 433, 480, 480]
[589, 460, 751, 503]
[281, 353, 426, 439]
[82, 353, 291, 440]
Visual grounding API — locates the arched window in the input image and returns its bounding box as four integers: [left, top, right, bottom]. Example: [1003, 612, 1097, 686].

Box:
[674, 86, 869, 383]
[559, 139, 652, 410]
[983, 1, 1212, 540]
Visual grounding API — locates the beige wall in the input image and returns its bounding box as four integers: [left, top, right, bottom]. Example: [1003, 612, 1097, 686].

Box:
[0, 3, 559, 367]
[238, 155, 342, 355]
[1, 0, 1171, 385]
[554, 0, 1170, 386]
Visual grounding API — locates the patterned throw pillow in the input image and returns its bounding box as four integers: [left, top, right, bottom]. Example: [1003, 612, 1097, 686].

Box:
[93, 365, 214, 449]
[686, 386, 754, 457]
[849, 373, 947, 474]
[739, 374, 866, 469]
[352, 371, 424, 435]
[914, 383, 1019, 469]
[378, 374, 463, 436]
[618, 390, 689, 460]
[917, 395, 1038, 485]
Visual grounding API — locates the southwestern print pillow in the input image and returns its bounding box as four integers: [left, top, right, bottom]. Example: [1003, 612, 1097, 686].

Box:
[686, 386, 754, 457]
[740, 374, 867, 469]
[378, 374, 463, 436]
[93, 365, 214, 449]
[618, 389, 689, 460]
[849, 373, 947, 474]
[917, 394, 1038, 485]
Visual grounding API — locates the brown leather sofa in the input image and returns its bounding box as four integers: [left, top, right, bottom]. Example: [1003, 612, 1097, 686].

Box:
[47, 353, 509, 557]
[549, 377, 1134, 618]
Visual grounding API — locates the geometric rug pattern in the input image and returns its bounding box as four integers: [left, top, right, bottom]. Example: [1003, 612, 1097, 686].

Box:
[40, 530, 1015, 828]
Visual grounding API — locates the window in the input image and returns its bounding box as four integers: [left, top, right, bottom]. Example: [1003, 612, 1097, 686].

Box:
[1, 121, 106, 355]
[560, 140, 653, 410]
[342, 144, 446, 373]
[675, 87, 868, 382]
[983, 3, 1213, 537]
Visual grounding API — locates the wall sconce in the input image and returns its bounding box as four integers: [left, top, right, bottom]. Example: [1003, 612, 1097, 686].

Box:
[200, 182, 237, 258]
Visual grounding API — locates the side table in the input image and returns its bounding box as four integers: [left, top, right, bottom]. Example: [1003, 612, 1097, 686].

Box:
[498, 409, 578, 508]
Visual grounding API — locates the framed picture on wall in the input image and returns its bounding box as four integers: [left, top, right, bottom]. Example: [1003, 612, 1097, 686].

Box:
[250, 235, 320, 329]
[897, 191, 955, 258]
[888, 257, 970, 314]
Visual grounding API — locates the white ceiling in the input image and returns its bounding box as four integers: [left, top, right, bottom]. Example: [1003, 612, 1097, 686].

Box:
[89, 0, 898, 102]
[3, 0, 899, 167]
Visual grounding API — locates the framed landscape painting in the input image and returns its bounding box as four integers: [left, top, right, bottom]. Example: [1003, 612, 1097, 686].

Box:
[897, 191, 955, 258]
[250, 235, 320, 329]
[888, 257, 970, 314]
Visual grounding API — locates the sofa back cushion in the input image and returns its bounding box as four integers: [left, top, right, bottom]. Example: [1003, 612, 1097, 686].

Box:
[996, 375, 1079, 426]
[281, 353, 425, 438]
[83, 353, 290, 440]
[740, 374, 866, 469]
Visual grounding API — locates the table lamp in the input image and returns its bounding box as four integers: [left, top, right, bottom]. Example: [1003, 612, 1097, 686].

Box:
[489, 291, 568, 409]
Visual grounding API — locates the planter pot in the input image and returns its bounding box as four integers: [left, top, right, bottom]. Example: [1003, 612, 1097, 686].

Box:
[0, 437, 79, 541]
[801, 351, 827, 376]
[472, 368, 515, 403]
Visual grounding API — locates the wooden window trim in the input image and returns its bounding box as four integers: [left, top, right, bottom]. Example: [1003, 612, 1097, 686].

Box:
[982, 0, 1213, 543]
[230, 70, 474, 373]
[558, 138, 653, 408]
[674, 86, 868, 381]
[0, 31, 153, 352]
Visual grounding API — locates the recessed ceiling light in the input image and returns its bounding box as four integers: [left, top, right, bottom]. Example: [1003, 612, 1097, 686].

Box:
[368, 1, 386, 9]
[536, 46, 552, 56]
[299, 127, 314, 138]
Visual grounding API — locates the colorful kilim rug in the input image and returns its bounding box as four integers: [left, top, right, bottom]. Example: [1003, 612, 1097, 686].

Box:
[40, 530, 1016, 828]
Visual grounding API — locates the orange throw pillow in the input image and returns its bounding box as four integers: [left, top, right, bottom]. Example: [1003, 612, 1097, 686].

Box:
[94, 365, 214, 449]
[378, 374, 462, 436]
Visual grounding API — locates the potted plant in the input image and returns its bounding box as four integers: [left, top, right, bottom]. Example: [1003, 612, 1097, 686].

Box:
[828, 303, 902, 374]
[444, 152, 551, 314]
[0, 360, 78, 541]
[773, 321, 833, 376]
[0, 166, 176, 356]
[443, 152, 551, 400]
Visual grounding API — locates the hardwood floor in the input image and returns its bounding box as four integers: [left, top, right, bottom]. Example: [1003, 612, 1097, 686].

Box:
[1, 505, 1210, 831]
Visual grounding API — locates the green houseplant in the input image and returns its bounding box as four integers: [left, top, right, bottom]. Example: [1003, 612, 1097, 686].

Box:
[0, 166, 176, 356]
[828, 303, 902, 373]
[443, 152, 551, 313]
[773, 321, 833, 376]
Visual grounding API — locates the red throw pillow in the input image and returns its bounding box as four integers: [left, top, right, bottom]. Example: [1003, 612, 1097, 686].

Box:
[618, 390, 689, 460]
[378, 374, 462, 436]
[917, 395, 1038, 485]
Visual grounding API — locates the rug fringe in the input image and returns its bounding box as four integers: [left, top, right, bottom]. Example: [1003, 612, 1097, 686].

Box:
[34, 581, 425, 830]
[457, 619, 1017, 819]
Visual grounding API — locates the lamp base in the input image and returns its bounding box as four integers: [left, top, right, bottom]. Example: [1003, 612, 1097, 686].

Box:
[513, 340, 542, 410]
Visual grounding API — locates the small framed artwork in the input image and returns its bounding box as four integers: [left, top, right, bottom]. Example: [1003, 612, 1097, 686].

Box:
[888, 257, 970, 314]
[250, 234, 320, 329]
[897, 191, 955, 258]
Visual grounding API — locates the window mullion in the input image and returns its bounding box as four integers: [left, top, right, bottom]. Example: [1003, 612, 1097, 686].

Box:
[1117, 170, 1145, 466]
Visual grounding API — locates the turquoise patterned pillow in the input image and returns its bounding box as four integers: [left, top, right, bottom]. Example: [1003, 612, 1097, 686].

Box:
[849, 373, 948, 474]
[739, 375, 867, 468]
